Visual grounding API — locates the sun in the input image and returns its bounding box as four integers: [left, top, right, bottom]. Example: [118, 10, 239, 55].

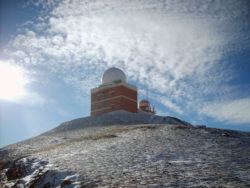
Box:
[0, 62, 28, 100]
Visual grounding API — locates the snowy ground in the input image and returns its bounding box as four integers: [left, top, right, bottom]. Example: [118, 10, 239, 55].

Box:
[1, 112, 250, 187]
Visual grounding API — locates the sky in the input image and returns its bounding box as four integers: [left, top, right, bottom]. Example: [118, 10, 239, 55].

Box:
[0, 0, 250, 147]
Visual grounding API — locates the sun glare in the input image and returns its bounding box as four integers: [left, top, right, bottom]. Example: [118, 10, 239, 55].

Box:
[0, 63, 28, 100]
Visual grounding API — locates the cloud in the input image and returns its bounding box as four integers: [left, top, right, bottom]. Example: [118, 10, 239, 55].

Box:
[159, 97, 184, 115]
[9, 92, 51, 107]
[0, 61, 50, 106]
[57, 108, 71, 117]
[200, 98, 250, 124]
[3, 0, 250, 123]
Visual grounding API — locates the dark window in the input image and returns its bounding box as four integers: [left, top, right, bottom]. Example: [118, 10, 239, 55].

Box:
[104, 101, 107, 107]
[103, 91, 108, 99]
[111, 104, 115, 110]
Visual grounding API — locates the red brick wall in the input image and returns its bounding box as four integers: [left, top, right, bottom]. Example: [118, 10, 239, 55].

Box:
[91, 85, 138, 116]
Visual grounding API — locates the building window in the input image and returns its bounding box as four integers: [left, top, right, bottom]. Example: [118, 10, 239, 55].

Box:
[111, 104, 115, 110]
[104, 101, 107, 107]
[111, 91, 114, 97]
[97, 95, 100, 100]
[103, 91, 108, 99]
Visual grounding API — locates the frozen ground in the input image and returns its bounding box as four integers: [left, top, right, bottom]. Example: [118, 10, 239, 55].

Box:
[1, 112, 250, 187]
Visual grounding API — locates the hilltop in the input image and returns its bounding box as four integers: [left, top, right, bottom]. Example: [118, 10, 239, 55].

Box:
[1, 112, 250, 187]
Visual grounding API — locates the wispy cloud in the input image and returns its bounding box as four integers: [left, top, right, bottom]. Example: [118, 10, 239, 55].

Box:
[159, 97, 183, 115]
[57, 108, 71, 117]
[3, 0, 250, 124]
[200, 98, 250, 125]
[11, 92, 51, 107]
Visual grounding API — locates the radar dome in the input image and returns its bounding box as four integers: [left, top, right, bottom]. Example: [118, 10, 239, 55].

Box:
[102, 67, 126, 84]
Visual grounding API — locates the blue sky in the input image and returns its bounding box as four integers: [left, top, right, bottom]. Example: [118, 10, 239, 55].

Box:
[0, 0, 250, 147]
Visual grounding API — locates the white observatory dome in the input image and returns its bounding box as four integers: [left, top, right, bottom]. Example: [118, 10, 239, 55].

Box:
[102, 67, 126, 84]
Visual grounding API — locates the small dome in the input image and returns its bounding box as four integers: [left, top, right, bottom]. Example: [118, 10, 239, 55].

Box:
[102, 67, 126, 84]
[139, 99, 155, 114]
[139, 100, 150, 107]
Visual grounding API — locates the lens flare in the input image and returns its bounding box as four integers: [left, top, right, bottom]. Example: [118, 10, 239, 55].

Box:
[0, 62, 28, 100]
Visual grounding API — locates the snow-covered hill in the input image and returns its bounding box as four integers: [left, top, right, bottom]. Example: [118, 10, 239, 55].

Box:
[1, 112, 250, 187]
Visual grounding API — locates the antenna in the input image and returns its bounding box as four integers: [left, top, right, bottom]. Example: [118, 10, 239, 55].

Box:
[146, 87, 148, 100]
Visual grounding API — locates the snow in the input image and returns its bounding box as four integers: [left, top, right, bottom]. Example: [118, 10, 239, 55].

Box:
[48, 111, 191, 133]
[1, 112, 250, 187]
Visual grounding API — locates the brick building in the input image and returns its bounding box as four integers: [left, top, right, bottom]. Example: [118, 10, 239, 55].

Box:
[91, 67, 138, 116]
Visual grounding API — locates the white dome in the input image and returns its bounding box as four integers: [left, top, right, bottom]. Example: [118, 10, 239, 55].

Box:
[102, 67, 126, 84]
